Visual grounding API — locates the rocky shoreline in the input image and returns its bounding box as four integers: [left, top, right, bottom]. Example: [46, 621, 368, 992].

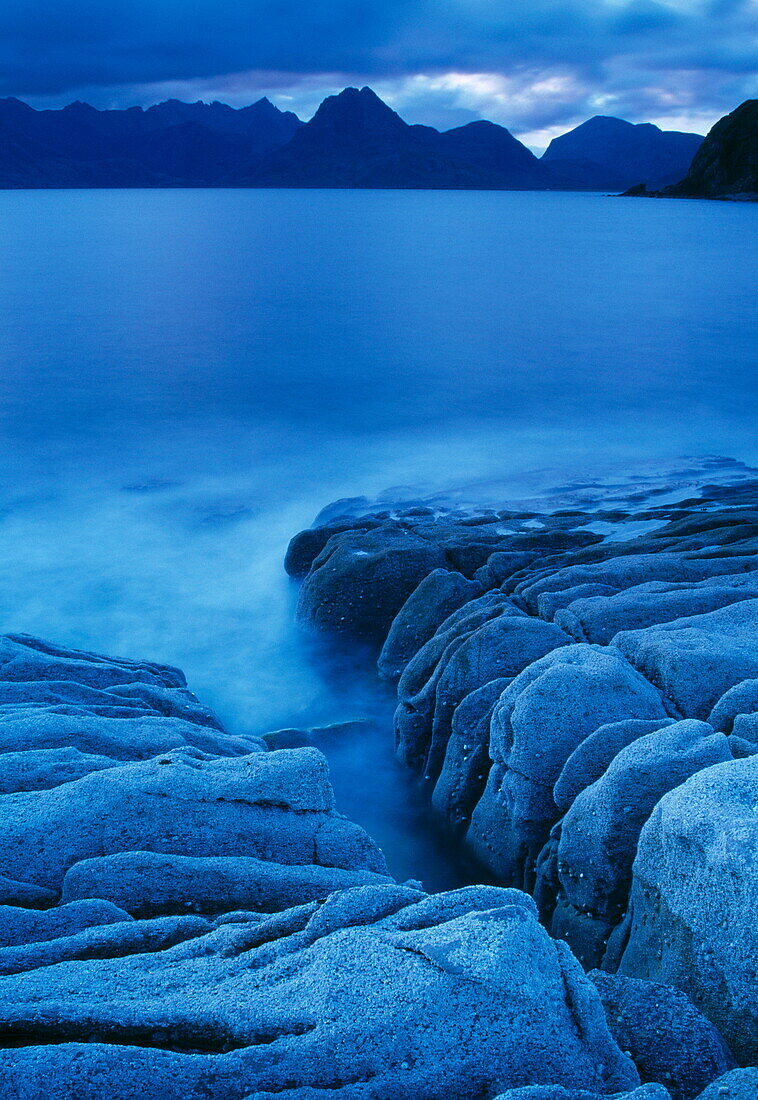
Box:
[0, 476, 756, 1098]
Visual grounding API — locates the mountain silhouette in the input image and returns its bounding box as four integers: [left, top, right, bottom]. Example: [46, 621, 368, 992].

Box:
[541, 115, 703, 190]
[237, 86, 555, 189]
[664, 100, 757, 199]
[0, 96, 303, 187]
[0, 87, 717, 192]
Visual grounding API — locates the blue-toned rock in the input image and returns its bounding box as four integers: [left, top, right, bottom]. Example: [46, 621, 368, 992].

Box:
[709, 679, 758, 732]
[589, 970, 733, 1100]
[0, 899, 131, 947]
[619, 757, 758, 1063]
[0, 747, 386, 891]
[515, 553, 758, 615]
[0, 745, 116, 791]
[494, 1087, 670, 1100]
[694, 1069, 758, 1099]
[395, 592, 524, 771]
[468, 645, 666, 887]
[432, 677, 510, 831]
[556, 574, 758, 645]
[614, 600, 758, 718]
[557, 721, 732, 932]
[0, 884, 639, 1099]
[554, 718, 675, 813]
[0, 710, 259, 760]
[378, 568, 482, 680]
[62, 850, 393, 916]
[296, 525, 449, 644]
[422, 612, 570, 782]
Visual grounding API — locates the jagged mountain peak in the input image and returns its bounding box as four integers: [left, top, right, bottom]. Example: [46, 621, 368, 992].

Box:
[308, 86, 407, 132]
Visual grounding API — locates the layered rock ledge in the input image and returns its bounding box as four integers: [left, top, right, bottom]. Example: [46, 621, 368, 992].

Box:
[0, 633, 648, 1097]
[286, 475, 758, 1090]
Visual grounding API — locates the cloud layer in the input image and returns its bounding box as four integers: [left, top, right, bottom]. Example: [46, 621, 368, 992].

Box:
[3, 0, 756, 143]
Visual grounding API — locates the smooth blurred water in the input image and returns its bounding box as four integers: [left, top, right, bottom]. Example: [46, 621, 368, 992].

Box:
[0, 188, 755, 885]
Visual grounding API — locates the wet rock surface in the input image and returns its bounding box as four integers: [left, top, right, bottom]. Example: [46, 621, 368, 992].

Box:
[285, 476, 758, 1083]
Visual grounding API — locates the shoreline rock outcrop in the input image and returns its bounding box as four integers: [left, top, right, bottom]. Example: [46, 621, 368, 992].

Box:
[0, 631, 649, 1097]
[1, 472, 756, 1096]
[287, 476, 758, 1075]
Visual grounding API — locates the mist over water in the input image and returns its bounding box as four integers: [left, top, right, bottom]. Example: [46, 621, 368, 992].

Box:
[0, 188, 755, 885]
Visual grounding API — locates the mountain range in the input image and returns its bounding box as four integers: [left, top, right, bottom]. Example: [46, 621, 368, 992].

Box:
[0, 86, 706, 192]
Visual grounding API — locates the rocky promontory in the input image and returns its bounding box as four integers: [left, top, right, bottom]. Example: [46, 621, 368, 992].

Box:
[284, 473, 758, 1092]
[0, 473, 756, 1097]
[624, 99, 757, 200]
[665, 99, 757, 200]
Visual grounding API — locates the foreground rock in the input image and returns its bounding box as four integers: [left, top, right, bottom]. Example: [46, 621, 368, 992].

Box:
[4, 472, 757, 1094]
[0, 885, 640, 1099]
[618, 758, 758, 1064]
[0, 636, 387, 915]
[0, 631, 652, 1097]
[0, 748, 385, 893]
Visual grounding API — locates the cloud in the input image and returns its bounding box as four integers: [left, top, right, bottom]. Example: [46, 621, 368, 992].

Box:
[2, 0, 755, 140]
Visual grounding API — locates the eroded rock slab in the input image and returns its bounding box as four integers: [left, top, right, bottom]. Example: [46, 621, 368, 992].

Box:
[0, 885, 640, 1099]
[0, 748, 386, 891]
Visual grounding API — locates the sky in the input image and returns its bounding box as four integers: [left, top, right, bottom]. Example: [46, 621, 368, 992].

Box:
[2, 0, 756, 148]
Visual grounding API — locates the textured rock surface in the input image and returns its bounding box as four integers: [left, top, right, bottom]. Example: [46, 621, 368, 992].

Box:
[0, 628, 643, 1097]
[61, 850, 392, 917]
[693, 1069, 758, 1099]
[0, 747, 386, 891]
[553, 720, 733, 963]
[296, 525, 450, 643]
[0, 899, 132, 947]
[5, 481, 757, 1095]
[614, 600, 758, 719]
[589, 970, 734, 1100]
[394, 592, 526, 771]
[555, 574, 758, 645]
[378, 568, 482, 680]
[710, 679, 758, 732]
[494, 1087, 671, 1100]
[618, 758, 758, 1063]
[468, 645, 666, 887]
[286, 484, 758, 1074]
[420, 612, 570, 783]
[553, 718, 674, 814]
[0, 885, 640, 1099]
[432, 677, 510, 831]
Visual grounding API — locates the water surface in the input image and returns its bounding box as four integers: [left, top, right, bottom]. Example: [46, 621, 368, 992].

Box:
[0, 189, 755, 885]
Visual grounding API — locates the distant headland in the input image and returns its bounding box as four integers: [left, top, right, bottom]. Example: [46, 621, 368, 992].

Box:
[0, 86, 755, 197]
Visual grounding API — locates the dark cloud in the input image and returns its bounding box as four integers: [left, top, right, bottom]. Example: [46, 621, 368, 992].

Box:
[1, 0, 755, 138]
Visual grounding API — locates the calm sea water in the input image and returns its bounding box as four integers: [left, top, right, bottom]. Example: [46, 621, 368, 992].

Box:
[0, 189, 755, 886]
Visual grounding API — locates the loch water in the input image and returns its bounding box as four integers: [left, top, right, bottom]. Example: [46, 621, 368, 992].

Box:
[0, 188, 755, 886]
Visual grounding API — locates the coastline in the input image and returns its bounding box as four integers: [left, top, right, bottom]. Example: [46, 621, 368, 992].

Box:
[0, 472, 756, 1095]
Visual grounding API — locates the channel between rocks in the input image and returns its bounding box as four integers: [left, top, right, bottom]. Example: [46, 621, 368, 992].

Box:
[0, 473, 755, 1099]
